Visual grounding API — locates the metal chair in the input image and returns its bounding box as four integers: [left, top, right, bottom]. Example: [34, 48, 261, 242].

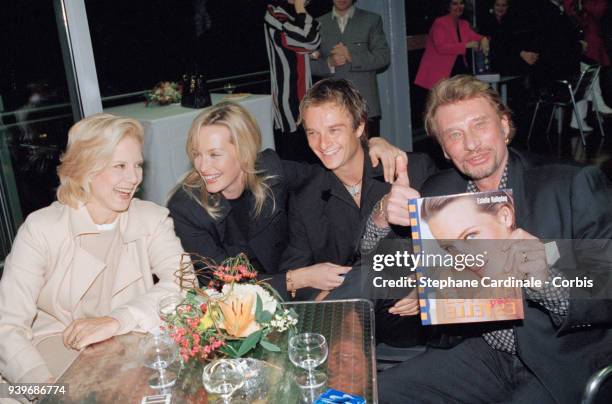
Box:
[527, 64, 606, 156]
[582, 364, 612, 404]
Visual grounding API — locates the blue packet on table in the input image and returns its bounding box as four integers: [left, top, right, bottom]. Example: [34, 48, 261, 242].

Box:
[315, 388, 366, 404]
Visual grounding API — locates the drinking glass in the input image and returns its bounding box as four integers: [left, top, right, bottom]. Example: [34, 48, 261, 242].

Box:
[202, 359, 245, 404]
[157, 294, 183, 322]
[139, 333, 179, 389]
[288, 333, 328, 388]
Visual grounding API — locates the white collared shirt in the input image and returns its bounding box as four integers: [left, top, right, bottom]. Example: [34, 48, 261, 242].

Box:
[332, 5, 355, 34]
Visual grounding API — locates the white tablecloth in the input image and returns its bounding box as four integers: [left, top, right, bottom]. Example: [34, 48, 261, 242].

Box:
[104, 94, 273, 205]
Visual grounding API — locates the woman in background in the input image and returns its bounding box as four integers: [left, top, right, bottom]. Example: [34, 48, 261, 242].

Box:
[415, 0, 489, 90]
[0, 114, 187, 386]
[480, 0, 529, 75]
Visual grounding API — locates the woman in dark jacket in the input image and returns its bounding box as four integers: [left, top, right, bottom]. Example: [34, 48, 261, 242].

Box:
[167, 101, 401, 294]
[480, 0, 524, 75]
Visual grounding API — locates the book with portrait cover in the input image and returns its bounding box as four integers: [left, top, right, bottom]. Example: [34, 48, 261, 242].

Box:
[408, 190, 524, 325]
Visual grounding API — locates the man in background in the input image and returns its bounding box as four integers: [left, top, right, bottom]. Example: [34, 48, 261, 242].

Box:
[310, 0, 390, 138]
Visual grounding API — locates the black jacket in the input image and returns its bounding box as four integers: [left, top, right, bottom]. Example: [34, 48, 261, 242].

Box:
[167, 149, 316, 292]
[421, 148, 612, 404]
[279, 152, 438, 298]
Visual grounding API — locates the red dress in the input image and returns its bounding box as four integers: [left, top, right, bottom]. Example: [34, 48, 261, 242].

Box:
[565, 0, 610, 66]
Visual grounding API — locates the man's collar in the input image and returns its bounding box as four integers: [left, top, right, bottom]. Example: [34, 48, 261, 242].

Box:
[332, 5, 355, 20]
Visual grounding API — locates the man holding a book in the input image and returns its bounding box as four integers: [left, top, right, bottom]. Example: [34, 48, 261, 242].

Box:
[367, 75, 612, 403]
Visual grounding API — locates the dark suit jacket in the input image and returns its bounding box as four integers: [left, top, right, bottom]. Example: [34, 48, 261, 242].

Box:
[421, 148, 612, 404]
[167, 149, 316, 293]
[280, 152, 438, 299]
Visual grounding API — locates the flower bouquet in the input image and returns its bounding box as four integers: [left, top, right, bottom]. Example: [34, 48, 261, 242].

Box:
[164, 254, 298, 364]
[144, 81, 182, 106]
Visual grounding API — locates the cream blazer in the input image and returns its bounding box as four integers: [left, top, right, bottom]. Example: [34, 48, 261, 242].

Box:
[0, 199, 188, 384]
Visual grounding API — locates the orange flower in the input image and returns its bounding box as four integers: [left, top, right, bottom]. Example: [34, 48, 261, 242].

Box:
[218, 294, 259, 338]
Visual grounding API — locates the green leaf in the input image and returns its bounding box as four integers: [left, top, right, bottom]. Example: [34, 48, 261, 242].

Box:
[259, 339, 281, 352]
[219, 343, 240, 358]
[257, 310, 273, 324]
[237, 330, 262, 356]
[255, 294, 263, 318]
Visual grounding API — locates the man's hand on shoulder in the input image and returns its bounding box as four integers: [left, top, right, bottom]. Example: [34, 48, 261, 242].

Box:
[368, 137, 407, 183]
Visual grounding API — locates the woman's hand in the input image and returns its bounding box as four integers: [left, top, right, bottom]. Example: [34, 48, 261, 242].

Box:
[480, 37, 490, 54]
[294, 263, 351, 291]
[62, 316, 121, 351]
[466, 40, 480, 49]
[294, 0, 306, 13]
[367, 137, 407, 183]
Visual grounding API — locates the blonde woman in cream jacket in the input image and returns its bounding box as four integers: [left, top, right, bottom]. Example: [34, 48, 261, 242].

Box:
[0, 114, 189, 386]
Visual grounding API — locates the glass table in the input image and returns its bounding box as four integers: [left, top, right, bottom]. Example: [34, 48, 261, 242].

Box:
[40, 299, 377, 403]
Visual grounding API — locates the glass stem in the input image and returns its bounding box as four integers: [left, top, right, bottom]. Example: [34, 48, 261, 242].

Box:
[158, 367, 169, 388]
[307, 369, 315, 386]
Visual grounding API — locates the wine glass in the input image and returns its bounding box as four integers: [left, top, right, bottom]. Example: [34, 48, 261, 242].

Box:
[158, 294, 183, 322]
[202, 359, 245, 404]
[288, 333, 328, 388]
[139, 333, 179, 389]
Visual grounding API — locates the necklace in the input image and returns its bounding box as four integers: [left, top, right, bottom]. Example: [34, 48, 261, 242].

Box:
[343, 179, 362, 197]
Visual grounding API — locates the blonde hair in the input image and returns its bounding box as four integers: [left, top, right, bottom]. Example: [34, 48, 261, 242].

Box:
[179, 101, 273, 219]
[56, 113, 144, 208]
[424, 75, 516, 141]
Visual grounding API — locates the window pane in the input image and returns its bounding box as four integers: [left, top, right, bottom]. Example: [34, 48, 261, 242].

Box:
[0, 0, 78, 261]
[85, 0, 274, 105]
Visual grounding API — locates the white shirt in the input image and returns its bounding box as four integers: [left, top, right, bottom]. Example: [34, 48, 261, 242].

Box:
[332, 5, 355, 34]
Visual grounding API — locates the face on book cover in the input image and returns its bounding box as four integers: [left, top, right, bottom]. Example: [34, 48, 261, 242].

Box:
[303, 102, 364, 173]
[428, 197, 514, 278]
[435, 97, 510, 185]
[194, 124, 245, 199]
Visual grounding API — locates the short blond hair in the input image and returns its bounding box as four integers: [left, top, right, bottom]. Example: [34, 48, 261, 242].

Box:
[179, 101, 273, 219]
[56, 113, 144, 208]
[424, 75, 516, 141]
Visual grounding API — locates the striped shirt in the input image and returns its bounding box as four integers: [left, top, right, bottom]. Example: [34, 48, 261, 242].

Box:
[264, 4, 321, 133]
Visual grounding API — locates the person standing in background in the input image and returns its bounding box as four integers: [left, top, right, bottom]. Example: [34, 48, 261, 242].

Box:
[480, 0, 527, 75]
[265, 0, 321, 161]
[415, 0, 489, 90]
[310, 0, 390, 138]
[565, 0, 612, 115]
